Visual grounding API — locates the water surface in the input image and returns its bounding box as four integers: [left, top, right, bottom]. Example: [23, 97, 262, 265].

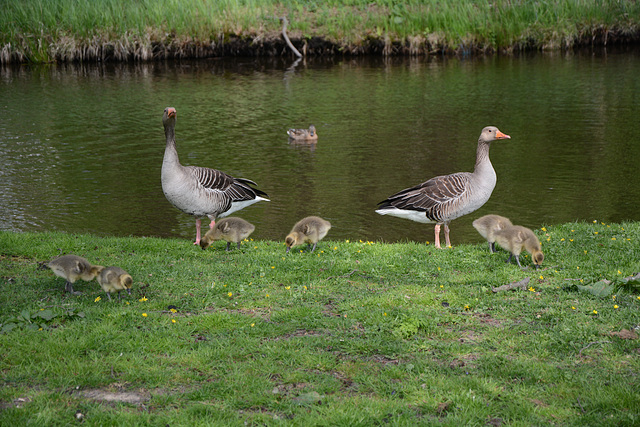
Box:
[1, 49, 639, 246]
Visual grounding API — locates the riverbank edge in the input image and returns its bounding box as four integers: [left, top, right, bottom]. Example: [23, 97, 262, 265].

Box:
[2, 25, 639, 64]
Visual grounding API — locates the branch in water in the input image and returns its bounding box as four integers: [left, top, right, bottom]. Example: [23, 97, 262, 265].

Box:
[280, 16, 303, 58]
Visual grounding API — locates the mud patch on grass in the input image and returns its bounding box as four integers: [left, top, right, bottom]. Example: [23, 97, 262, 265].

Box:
[80, 389, 150, 405]
[271, 329, 326, 341]
[0, 396, 31, 409]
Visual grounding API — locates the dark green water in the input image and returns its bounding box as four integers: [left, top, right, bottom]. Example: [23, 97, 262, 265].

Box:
[1, 49, 639, 246]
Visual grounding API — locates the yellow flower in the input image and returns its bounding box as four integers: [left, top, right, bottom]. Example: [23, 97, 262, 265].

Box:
[612, 237, 616, 241]
[529, 287, 536, 292]
[592, 310, 598, 315]
[593, 220, 597, 223]
[251, 323, 255, 327]
[171, 319, 176, 323]
[94, 296, 101, 302]
[577, 266, 580, 269]
[571, 306, 576, 310]
[345, 239, 350, 243]
[541, 227, 547, 232]
[266, 294, 270, 297]
[437, 267, 441, 271]
[333, 246, 337, 250]
[584, 250, 588, 254]
[614, 305, 619, 309]
[142, 313, 148, 317]
[383, 312, 387, 316]
[569, 239, 574, 242]
[561, 238, 565, 242]
[271, 266, 275, 269]
[303, 286, 307, 290]
[464, 304, 470, 310]
[170, 308, 177, 313]
[539, 275, 544, 280]
[285, 286, 291, 290]
[594, 232, 599, 235]
[139, 297, 148, 302]
[228, 292, 233, 297]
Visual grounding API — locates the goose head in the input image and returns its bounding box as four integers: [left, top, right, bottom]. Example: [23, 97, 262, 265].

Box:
[308, 125, 316, 137]
[480, 126, 511, 143]
[121, 274, 133, 295]
[163, 107, 177, 127]
[532, 250, 544, 268]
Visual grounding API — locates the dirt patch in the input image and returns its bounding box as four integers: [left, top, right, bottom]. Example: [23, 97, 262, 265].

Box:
[0, 396, 31, 409]
[271, 329, 325, 341]
[80, 389, 150, 405]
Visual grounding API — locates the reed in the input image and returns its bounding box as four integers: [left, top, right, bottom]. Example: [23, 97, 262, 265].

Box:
[1, 0, 639, 62]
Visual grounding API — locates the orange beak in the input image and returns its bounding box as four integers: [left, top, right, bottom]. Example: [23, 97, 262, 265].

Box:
[496, 130, 510, 139]
[167, 107, 176, 118]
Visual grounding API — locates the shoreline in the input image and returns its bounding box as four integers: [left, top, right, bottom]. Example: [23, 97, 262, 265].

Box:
[2, 0, 639, 64]
[3, 28, 639, 64]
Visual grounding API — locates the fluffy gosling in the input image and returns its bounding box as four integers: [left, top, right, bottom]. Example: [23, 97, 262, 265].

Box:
[494, 225, 544, 269]
[97, 266, 133, 300]
[47, 254, 104, 294]
[199, 217, 255, 251]
[472, 214, 513, 253]
[285, 216, 331, 253]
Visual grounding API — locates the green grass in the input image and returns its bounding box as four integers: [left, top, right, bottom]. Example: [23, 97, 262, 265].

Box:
[1, 0, 639, 62]
[1, 221, 639, 425]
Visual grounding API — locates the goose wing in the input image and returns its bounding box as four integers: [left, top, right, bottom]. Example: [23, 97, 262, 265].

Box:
[377, 172, 471, 222]
[191, 166, 268, 202]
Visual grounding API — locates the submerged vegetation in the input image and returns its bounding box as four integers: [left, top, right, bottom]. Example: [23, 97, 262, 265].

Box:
[1, 0, 639, 63]
[1, 221, 639, 424]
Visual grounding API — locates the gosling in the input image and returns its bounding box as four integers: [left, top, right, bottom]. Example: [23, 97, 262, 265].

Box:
[199, 217, 255, 251]
[97, 266, 133, 300]
[494, 225, 544, 269]
[47, 254, 104, 294]
[472, 214, 513, 253]
[285, 216, 331, 253]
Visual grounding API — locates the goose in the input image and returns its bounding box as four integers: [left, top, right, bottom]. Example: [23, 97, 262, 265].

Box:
[47, 254, 104, 294]
[285, 216, 331, 253]
[494, 225, 544, 269]
[287, 125, 318, 142]
[161, 107, 269, 245]
[472, 214, 513, 253]
[97, 266, 133, 300]
[200, 217, 256, 251]
[375, 126, 511, 248]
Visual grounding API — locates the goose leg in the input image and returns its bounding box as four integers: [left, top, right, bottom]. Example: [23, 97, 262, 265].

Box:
[236, 242, 241, 250]
[194, 219, 202, 245]
[226, 242, 232, 251]
[489, 242, 496, 253]
[106, 292, 112, 301]
[506, 254, 513, 264]
[515, 255, 523, 268]
[65, 281, 82, 295]
[434, 224, 442, 249]
[443, 223, 451, 248]
[310, 242, 318, 253]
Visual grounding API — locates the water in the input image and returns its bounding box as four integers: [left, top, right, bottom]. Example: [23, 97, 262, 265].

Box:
[1, 49, 639, 246]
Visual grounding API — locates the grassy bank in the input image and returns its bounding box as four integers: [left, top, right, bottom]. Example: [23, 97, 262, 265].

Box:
[1, 0, 639, 63]
[1, 221, 639, 425]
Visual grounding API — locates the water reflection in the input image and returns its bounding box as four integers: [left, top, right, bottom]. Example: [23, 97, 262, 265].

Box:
[1, 49, 639, 245]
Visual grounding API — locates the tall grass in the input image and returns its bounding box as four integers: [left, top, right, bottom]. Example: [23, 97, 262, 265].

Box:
[1, 0, 638, 62]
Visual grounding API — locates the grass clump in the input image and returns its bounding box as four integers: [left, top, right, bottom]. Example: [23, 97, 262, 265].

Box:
[0, 221, 639, 424]
[1, 0, 639, 63]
